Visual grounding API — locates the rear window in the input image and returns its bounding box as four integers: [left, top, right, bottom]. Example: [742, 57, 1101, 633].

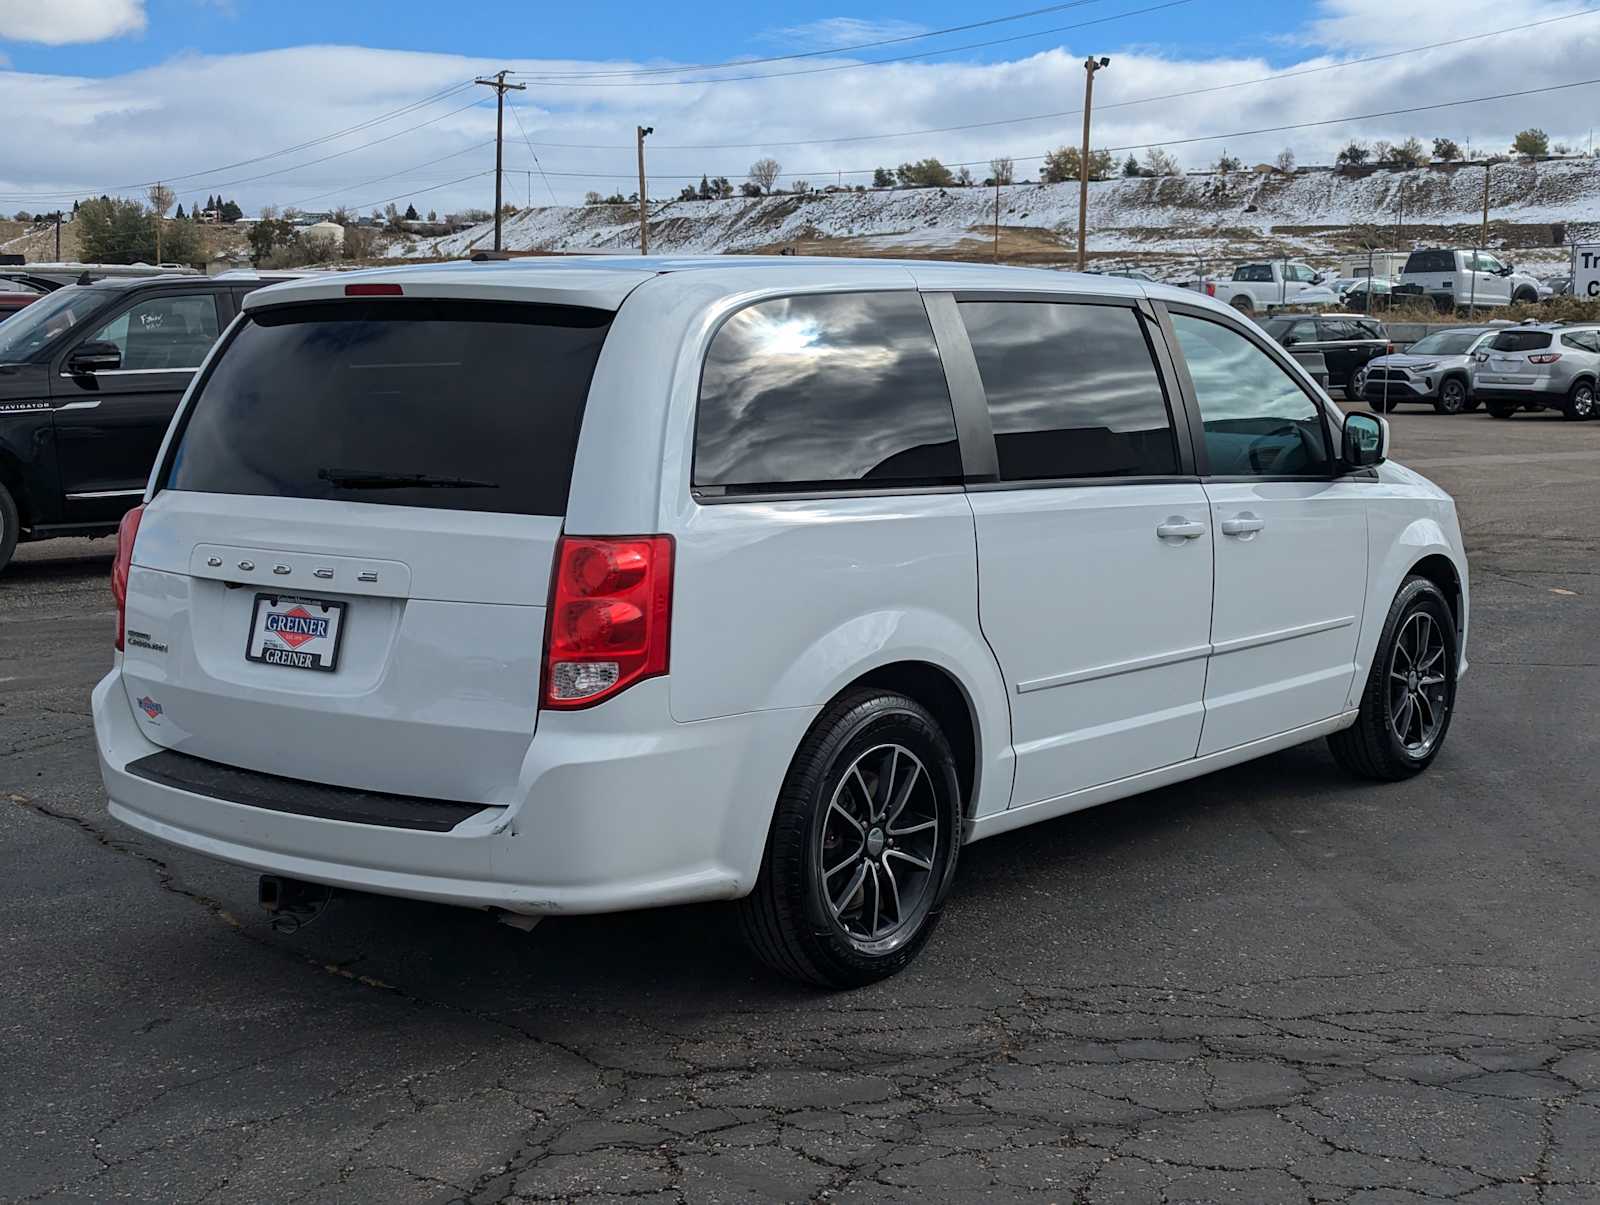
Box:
[166, 298, 610, 516]
[1404, 250, 1459, 274]
[1488, 330, 1553, 352]
[693, 292, 962, 494]
[1234, 265, 1272, 282]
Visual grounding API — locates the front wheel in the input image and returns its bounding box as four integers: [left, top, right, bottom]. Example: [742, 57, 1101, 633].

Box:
[1433, 378, 1469, 415]
[1328, 576, 1458, 781]
[737, 690, 961, 988]
[1563, 380, 1596, 421]
[1369, 395, 1397, 414]
[0, 482, 18, 574]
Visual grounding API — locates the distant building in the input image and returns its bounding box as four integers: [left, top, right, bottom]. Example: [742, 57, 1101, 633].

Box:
[301, 220, 345, 247]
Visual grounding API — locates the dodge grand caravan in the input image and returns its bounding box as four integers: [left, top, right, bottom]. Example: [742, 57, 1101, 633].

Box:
[93, 258, 1469, 987]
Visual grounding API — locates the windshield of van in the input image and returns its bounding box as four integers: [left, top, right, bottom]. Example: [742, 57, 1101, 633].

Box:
[165, 298, 612, 516]
[1404, 250, 1457, 274]
[1406, 330, 1486, 356]
[0, 287, 107, 363]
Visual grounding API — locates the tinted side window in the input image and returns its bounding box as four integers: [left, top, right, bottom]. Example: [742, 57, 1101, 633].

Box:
[959, 301, 1177, 481]
[1235, 265, 1271, 282]
[1169, 313, 1330, 477]
[694, 292, 961, 493]
[1405, 250, 1458, 274]
[86, 293, 220, 370]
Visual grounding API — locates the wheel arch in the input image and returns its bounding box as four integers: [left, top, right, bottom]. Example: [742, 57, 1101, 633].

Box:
[1407, 552, 1463, 638]
[840, 660, 982, 819]
[0, 448, 31, 532]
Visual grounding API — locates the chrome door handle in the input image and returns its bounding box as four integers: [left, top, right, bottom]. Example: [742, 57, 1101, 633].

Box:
[1156, 519, 1207, 540]
[1220, 515, 1266, 536]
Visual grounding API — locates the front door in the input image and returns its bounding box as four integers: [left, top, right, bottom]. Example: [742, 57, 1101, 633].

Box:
[50, 290, 224, 524]
[1163, 307, 1369, 755]
[956, 297, 1213, 806]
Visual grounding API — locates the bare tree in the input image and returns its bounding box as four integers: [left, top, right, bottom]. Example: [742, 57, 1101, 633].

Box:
[1273, 148, 1296, 173]
[1142, 147, 1180, 176]
[748, 158, 781, 194]
[145, 182, 175, 218]
[989, 156, 1014, 185]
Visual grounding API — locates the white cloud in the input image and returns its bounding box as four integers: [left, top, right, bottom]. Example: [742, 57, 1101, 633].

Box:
[0, 0, 1595, 216]
[761, 17, 930, 51]
[0, 0, 147, 46]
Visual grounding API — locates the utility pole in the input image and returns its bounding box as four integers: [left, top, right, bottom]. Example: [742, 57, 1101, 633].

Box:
[1481, 161, 1491, 247]
[994, 177, 1001, 264]
[54, 211, 61, 260]
[637, 125, 654, 254]
[475, 70, 526, 252]
[1077, 55, 1110, 272]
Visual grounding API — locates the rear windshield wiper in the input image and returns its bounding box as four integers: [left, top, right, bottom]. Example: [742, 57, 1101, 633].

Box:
[317, 468, 499, 490]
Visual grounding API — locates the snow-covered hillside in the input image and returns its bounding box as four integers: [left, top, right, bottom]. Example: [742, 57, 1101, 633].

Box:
[393, 159, 1600, 271]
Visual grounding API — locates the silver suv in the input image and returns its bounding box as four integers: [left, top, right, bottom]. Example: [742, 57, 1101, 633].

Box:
[1360, 326, 1495, 415]
[1471, 324, 1600, 420]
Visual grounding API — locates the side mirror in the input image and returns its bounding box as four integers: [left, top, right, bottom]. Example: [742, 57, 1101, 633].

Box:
[67, 340, 121, 375]
[1312, 273, 1326, 284]
[1342, 412, 1388, 469]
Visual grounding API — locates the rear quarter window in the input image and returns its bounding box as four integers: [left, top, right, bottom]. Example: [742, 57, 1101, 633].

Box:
[164, 298, 611, 516]
[1404, 250, 1459, 274]
[693, 291, 962, 494]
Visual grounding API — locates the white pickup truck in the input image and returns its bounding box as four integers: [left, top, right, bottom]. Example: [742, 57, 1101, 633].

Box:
[1192, 261, 1340, 315]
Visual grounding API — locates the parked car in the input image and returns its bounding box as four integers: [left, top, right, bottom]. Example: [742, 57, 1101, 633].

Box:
[1396, 248, 1532, 309]
[1335, 276, 1396, 312]
[1470, 323, 1600, 420]
[1194, 261, 1339, 315]
[0, 290, 40, 321]
[92, 258, 1469, 987]
[1259, 313, 1391, 398]
[1359, 326, 1496, 414]
[0, 273, 302, 572]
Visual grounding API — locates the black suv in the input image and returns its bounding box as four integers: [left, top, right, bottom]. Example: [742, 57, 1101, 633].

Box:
[1259, 313, 1392, 400]
[0, 274, 293, 572]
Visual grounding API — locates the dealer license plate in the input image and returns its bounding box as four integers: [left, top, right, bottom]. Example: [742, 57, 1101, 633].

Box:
[246, 594, 347, 672]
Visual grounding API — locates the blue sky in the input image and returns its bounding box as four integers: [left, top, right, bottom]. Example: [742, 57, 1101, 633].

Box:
[8, 0, 1312, 77]
[1, 0, 1595, 214]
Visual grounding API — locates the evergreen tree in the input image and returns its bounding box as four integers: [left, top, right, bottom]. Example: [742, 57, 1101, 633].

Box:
[698, 174, 711, 200]
[174, 203, 185, 220]
[403, 203, 419, 220]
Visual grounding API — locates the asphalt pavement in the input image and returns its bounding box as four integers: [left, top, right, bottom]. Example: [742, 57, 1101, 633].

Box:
[3, 403, 1598, 1204]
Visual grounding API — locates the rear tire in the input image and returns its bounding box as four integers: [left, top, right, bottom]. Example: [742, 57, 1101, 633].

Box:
[1230, 296, 1254, 316]
[737, 689, 962, 988]
[1563, 380, 1596, 421]
[1328, 576, 1458, 782]
[1485, 401, 1518, 419]
[0, 483, 18, 575]
[1433, 378, 1469, 415]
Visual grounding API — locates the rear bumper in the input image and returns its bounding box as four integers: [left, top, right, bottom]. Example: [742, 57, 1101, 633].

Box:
[94, 668, 817, 916]
[1470, 385, 1561, 407]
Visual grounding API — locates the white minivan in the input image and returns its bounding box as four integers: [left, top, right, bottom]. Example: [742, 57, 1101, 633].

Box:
[93, 258, 1469, 986]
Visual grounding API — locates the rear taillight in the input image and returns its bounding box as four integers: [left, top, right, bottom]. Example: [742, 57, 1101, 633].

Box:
[1529, 353, 1562, 364]
[1204, 282, 1216, 297]
[542, 535, 673, 709]
[111, 504, 144, 651]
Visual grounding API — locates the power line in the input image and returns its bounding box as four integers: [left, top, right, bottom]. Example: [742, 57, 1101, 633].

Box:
[497, 74, 1600, 184]
[507, 104, 561, 205]
[505, 8, 1600, 151]
[284, 139, 497, 208]
[340, 170, 496, 214]
[171, 98, 490, 202]
[505, 0, 1194, 87]
[508, 0, 1112, 80]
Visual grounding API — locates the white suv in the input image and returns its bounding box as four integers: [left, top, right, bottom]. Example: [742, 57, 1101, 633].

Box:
[93, 258, 1470, 986]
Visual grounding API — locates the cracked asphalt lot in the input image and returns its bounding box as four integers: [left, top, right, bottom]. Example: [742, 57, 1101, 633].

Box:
[3, 406, 1598, 1205]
